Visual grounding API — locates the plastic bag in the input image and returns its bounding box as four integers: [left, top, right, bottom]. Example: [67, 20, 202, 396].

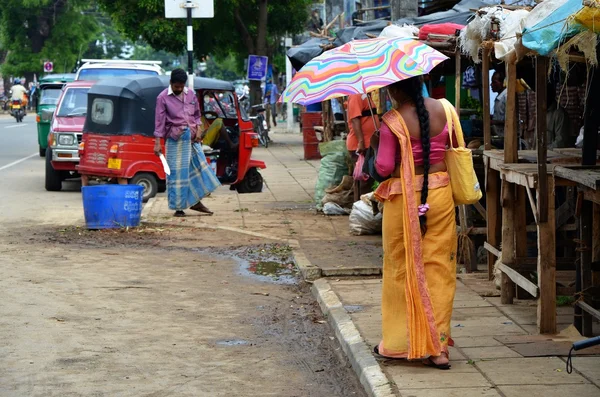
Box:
[323, 202, 351, 216]
[349, 200, 382, 236]
[353, 154, 370, 182]
[575, 127, 584, 148]
[314, 141, 350, 209]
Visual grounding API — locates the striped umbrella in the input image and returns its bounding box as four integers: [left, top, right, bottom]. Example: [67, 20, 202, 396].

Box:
[280, 37, 448, 106]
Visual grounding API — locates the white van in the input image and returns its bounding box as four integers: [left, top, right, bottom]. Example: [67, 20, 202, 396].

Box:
[75, 59, 164, 81]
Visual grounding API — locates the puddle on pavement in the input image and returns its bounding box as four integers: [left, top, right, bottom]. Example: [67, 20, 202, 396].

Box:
[215, 339, 251, 346]
[195, 244, 298, 285]
[343, 305, 364, 313]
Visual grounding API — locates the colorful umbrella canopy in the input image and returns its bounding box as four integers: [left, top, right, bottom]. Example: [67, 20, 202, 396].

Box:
[280, 37, 449, 105]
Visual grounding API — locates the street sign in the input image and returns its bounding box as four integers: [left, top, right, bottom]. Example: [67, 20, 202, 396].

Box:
[247, 55, 269, 81]
[43, 61, 53, 73]
[164, 0, 214, 18]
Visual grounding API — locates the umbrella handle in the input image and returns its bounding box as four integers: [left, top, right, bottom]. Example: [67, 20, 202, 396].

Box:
[366, 94, 379, 133]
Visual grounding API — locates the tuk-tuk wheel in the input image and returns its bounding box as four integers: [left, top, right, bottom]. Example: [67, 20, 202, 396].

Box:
[236, 167, 263, 194]
[130, 173, 158, 203]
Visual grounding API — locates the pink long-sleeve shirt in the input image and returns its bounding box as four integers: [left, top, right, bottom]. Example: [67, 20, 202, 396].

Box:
[154, 86, 201, 139]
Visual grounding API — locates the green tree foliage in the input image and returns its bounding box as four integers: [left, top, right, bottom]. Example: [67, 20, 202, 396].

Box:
[0, 0, 98, 77]
[201, 54, 244, 81]
[97, 0, 312, 103]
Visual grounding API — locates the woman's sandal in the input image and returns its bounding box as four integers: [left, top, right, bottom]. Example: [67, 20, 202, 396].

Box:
[423, 353, 451, 370]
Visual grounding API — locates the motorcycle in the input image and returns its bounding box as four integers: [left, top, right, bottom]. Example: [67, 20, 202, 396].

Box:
[10, 99, 25, 123]
[250, 103, 269, 148]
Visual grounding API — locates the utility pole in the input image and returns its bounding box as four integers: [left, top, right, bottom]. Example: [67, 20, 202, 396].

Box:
[164, 0, 215, 90]
[184, 0, 196, 90]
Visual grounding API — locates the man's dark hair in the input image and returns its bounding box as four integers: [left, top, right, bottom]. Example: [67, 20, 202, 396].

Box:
[170, 68, 188, 84]
[492, 69, 506, 82]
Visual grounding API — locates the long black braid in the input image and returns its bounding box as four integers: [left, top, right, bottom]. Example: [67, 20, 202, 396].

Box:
[389, 77, 431, 235]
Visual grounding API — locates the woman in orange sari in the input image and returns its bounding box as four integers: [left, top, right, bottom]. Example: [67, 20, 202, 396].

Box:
[373, 76, 457, 369]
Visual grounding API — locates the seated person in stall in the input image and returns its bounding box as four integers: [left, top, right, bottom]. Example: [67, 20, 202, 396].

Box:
[546, 85, 574, 149]
[199, 93, 238, 150]
[346, 93, 381, 197]
[491, 70, 507, 137]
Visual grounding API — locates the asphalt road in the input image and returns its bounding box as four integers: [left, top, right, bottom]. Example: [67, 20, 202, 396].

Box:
[0, 115, 84, 228]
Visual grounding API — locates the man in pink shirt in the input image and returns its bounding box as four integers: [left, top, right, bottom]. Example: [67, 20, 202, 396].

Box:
[154, 69, 220, 217]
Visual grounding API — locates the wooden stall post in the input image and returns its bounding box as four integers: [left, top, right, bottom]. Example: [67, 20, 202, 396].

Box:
[500, 55, 518, 303]
[504, 54, 518, 163]
[501, 178, 516, 304]
[482, 47, 492, 150]
[486, 163, 501, 281]
[536, 57, 548, 223]
[577, 46, 600, 335]
[537, 177, 557, 334]
[515, 185, 529, 299]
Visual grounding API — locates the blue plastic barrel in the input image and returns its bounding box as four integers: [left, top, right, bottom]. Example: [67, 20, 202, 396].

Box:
[82, 185, 144, 229]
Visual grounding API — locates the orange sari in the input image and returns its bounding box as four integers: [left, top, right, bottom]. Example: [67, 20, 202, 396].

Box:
[374, 110, 457, 360]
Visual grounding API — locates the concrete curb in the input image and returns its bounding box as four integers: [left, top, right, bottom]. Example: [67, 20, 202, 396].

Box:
[289, 240, 323, 281]
[311, 279, 395, 397]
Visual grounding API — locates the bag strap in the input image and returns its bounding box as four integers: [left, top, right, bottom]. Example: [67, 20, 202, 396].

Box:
[439, 98, 465, 149]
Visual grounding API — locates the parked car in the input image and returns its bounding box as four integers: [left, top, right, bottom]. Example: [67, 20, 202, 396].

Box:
[45, 81, 94, 191]
[75, 59, 164, 81]
[36, 73, 76, 157]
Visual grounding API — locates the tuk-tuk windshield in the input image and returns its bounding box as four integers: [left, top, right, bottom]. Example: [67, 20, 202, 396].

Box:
[39, 87, 62, 105]
[203, 91, 238, 119]
[56, 87, 90, 117]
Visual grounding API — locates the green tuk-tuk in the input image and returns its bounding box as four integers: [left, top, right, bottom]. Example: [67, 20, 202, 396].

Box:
[37, 73, 76, 157]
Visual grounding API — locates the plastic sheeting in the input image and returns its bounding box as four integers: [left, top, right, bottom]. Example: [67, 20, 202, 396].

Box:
[521, 0, 584, 56]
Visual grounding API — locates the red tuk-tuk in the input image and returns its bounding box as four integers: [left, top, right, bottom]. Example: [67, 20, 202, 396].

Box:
[77, 76, 266, 201]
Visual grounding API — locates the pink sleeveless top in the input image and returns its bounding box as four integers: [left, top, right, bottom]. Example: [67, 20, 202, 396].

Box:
[375, 123, 449, 177]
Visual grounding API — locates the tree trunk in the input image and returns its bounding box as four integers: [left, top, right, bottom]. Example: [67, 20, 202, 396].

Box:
[248, 0, 269, 106]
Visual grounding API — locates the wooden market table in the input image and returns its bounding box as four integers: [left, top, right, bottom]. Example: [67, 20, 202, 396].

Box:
[483, 149, 585, 334]
[553, 165, 600, 336]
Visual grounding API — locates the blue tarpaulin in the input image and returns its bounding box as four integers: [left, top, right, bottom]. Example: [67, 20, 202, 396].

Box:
[521, 0, 584, 56]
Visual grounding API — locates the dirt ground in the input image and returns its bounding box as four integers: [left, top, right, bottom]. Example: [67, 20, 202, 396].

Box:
[0, 224, 366, 397]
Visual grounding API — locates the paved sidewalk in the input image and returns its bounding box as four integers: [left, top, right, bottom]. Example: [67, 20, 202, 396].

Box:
[144, 130, 600, 397]
[319, 276, 600, 397]
[144, 131, 384, 277]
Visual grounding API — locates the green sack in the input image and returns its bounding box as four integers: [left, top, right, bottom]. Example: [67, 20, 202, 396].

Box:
[314, 141, 349, 209]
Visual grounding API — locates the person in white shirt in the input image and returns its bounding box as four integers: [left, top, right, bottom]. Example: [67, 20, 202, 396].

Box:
[10, 79, 27, 102]
[491, 71, 507, 137]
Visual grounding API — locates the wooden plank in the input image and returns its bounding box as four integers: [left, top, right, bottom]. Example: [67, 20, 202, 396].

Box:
[484, 242, 501, 258]
[504, 55, 518, 164]
[552, 166, 600, 190]
[482, 47, 492, 150]
[501, 179, 516, 304]
[487, 167, 501, 280]
[525, 185, 539, 224]
[498, 264, 539, 298]
[536, 57, 549, 223]
[577, 301, 600, 322]
[537, 177, 557, 334]
[473, 202, 486, 219]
